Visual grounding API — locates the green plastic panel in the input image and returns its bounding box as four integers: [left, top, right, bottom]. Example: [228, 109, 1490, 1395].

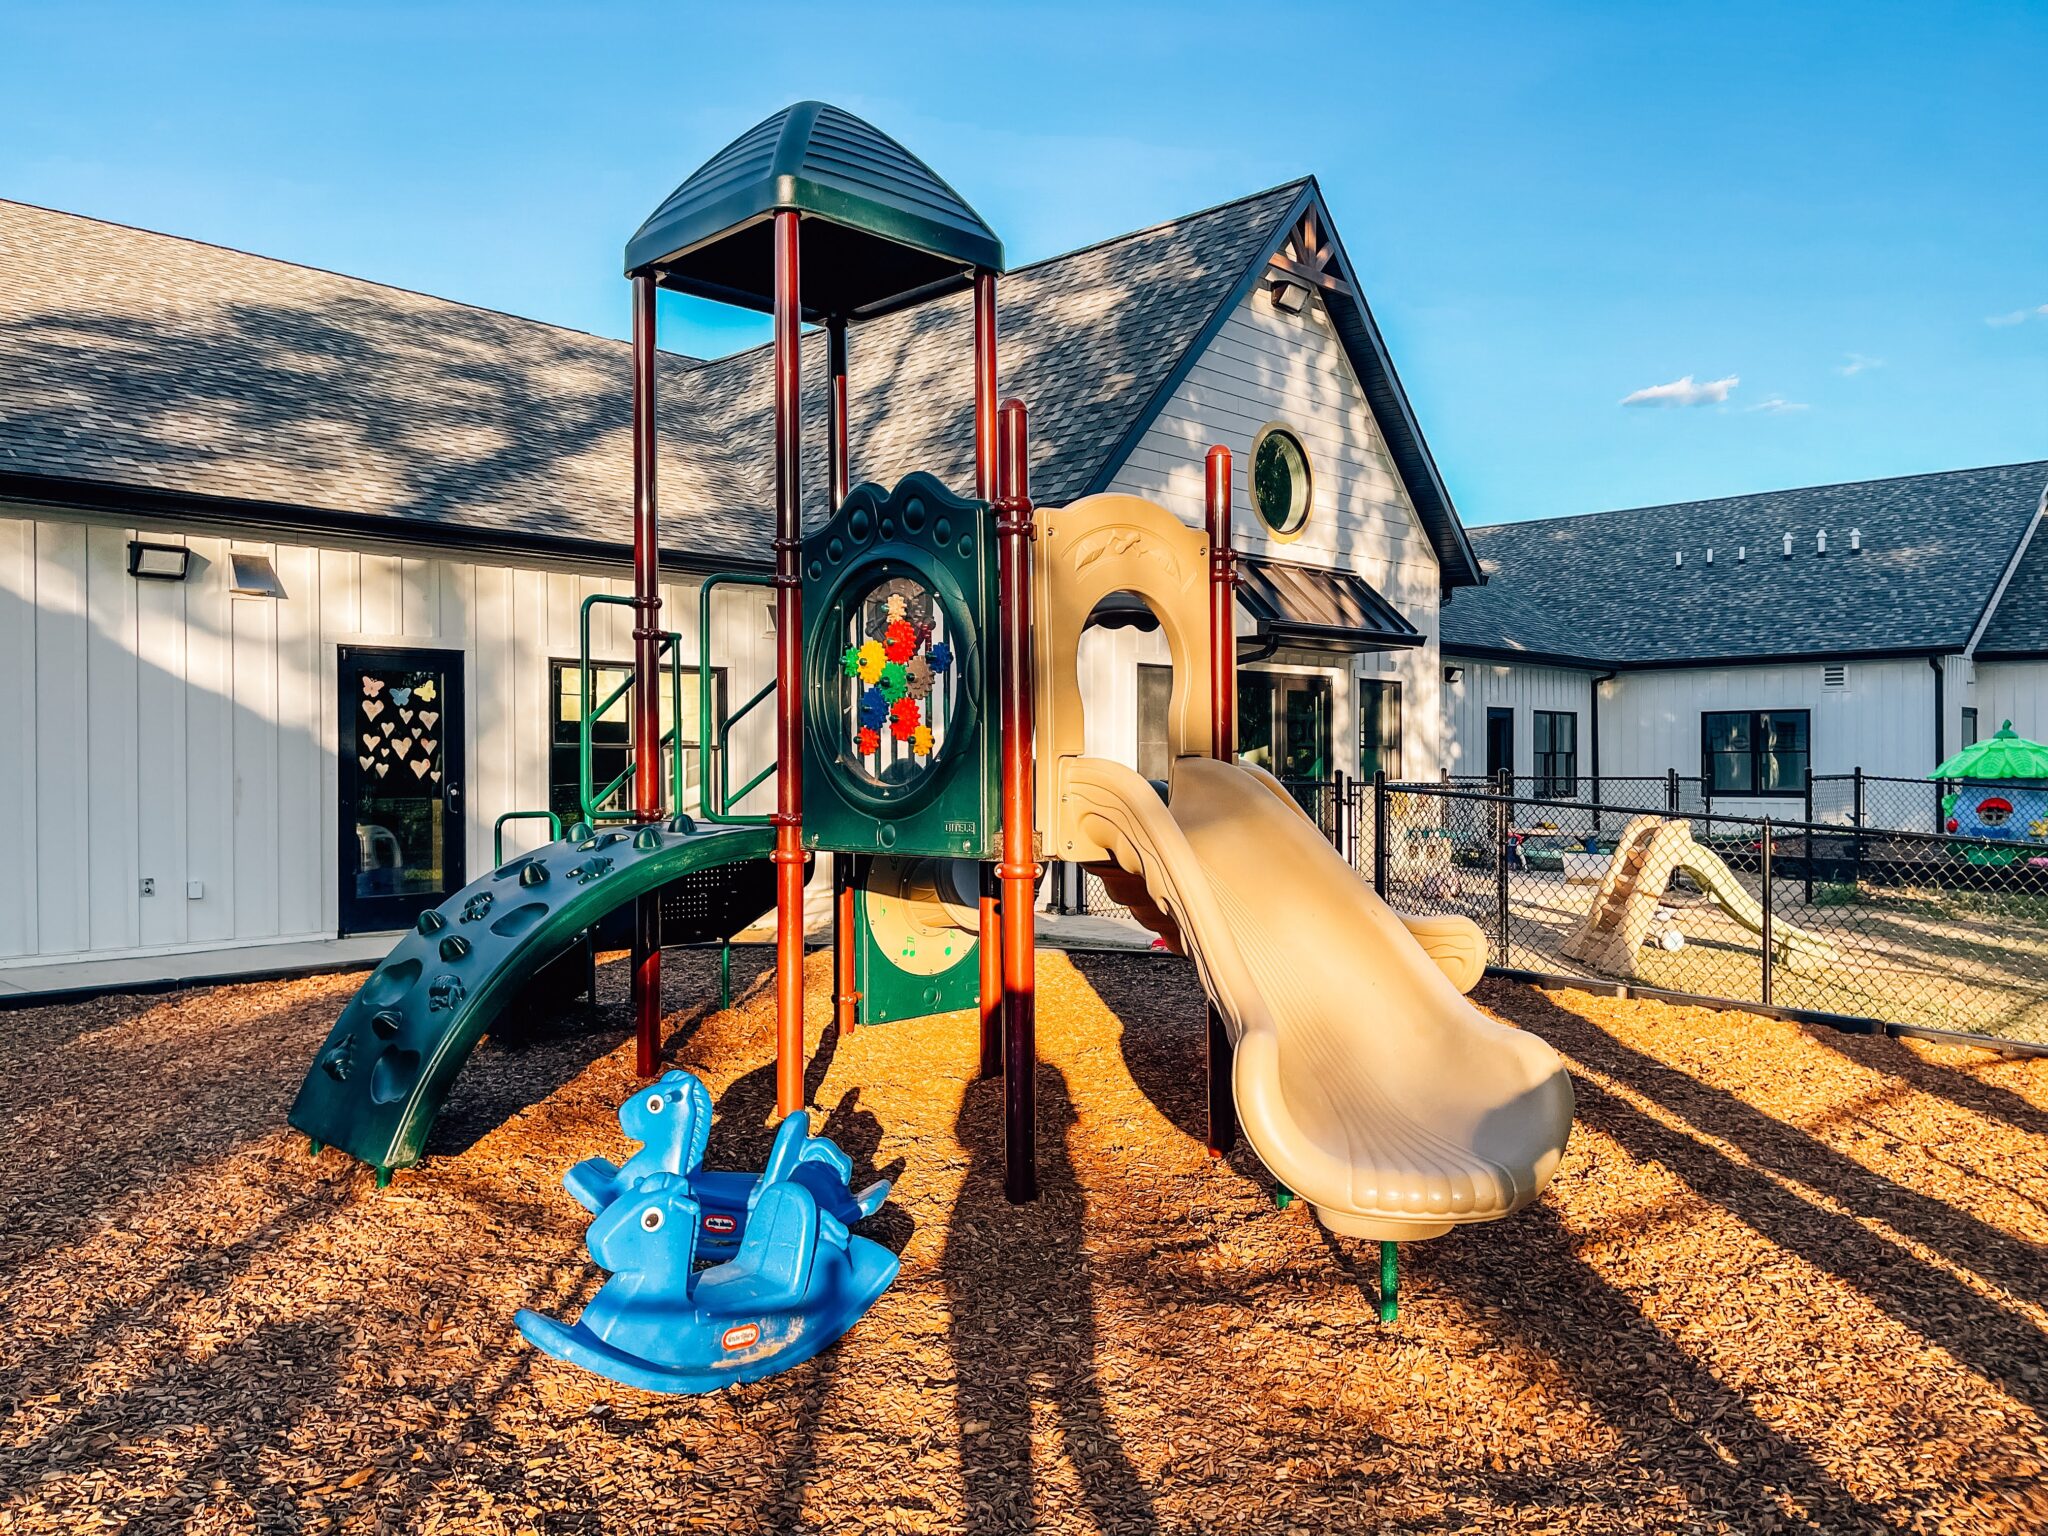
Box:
[801, 473, 997, 860]
[289, 820, 773, 1174]
[854, 888, 979, 1026]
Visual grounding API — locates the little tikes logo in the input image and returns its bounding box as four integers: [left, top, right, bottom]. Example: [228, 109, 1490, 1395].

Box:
[721, 1322, 760, 1351]
[702, 1214, 737, 1234]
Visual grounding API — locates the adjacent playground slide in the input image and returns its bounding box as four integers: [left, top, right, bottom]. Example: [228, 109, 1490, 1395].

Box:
[290, 821, 774, 1178]
[1561, 814, 1834, 979]
[1061, 753, 1574, 1241]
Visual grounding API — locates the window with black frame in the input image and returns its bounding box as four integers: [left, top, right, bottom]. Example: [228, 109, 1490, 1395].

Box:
[1534, 709, 1578, 799]
[1701, 708, 1809, 795]
[549, 660, 723, 826]
[1358, 679, 1402, 780]
[1136, 664, 1172, 783]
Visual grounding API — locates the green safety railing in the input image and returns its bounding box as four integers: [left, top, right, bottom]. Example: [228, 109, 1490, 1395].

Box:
[698, 573, 778, 827]
[578, 593, 693, 826]
[493, 809, 561, 866]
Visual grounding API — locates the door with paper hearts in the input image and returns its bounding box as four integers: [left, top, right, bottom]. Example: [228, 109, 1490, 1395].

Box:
[337, 645, 466, 934]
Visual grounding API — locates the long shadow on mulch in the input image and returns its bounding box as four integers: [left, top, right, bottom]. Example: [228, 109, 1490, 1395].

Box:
[942, 1062, 1159, 1535]
[1486, 983, 2048, 1420]
[1066, 950, 1209, 1146]
[1800, 1023, 2048, 1140]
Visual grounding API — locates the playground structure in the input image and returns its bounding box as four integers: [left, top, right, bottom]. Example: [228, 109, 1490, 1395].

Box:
[1561, 814, 1835, 979]
[289, 100, 1573, 1364]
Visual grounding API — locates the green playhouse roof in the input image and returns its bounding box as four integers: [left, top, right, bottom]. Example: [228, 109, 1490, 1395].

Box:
[623, 100, 1004, 320]
[1930, 720, 2048, 781]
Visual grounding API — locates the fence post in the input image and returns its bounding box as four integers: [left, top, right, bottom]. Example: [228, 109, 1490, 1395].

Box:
[1760, 817, 1775, 1007]
[1496, 767, 1514, 967]
[1852, 766, 1865, 873]
[1802, 767, 1815, 904]
[1666, 768, 1679, 813]
[1335, 769, 1350, 859]
[1372, 770, 1389, 897]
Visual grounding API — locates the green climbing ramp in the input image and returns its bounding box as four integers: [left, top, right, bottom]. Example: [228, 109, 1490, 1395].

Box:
[290, 819, 773, 1176]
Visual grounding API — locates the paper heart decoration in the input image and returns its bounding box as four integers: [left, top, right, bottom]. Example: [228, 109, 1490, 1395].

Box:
[358, 755, 374, 771]
[409, 758, 430, 779]
[363, 700, 384, 721]
[416, 680, 437, 703]
[399, 708, 415, 725]
[430, 769, 442, 783]
[361, 677, 384, 697]
[420, 739, 437, 756]
[420, 711, 439, 730]
[392, 737, 411, 758]
[381, 721, 396, 736]
[362, 733, 379, 752]
[374, 762, 389, 778]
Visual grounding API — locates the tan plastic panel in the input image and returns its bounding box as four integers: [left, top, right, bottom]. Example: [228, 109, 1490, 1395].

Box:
[1065, 754, 1573, 1241]
[1034, 494, 1213, 863]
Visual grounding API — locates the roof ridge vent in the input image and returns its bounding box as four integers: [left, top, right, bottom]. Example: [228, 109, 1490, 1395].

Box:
[1706, 546, 1715, 565]
[1850, 527, 1862, 553]
[1738, 545, 1747, 562]
[1782, 531, 1794, 559]
[1817, 529, 1828, 557]
[1674, 550, 1684, 567]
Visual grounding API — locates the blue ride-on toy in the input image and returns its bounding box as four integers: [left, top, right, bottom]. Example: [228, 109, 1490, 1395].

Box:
[516, 1131, 900, 1394]
[562, 1069, 889, 1257]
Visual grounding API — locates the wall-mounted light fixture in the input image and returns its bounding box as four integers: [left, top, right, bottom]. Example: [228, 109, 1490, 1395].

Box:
[1268, 276, 1310, 314]
[1443, 664, 1465, 685]
[228, 551, 287, 598]
[127, 540, 191, 581]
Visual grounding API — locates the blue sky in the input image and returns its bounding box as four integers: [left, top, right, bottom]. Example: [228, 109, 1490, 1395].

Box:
[3, 1, 2043, 524]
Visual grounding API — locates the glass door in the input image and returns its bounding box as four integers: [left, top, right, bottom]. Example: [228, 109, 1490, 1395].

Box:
[1277, 675, 1332, 780]
[338, 645, 466, 934]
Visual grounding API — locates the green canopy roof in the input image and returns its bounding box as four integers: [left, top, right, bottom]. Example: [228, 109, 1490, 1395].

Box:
[1930, 719, 2048, 780]
[623, 100, 1003, 320]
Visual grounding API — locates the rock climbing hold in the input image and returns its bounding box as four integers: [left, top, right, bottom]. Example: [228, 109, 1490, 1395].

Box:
[633, 826, 663, 851]
[370, 1010, 403, 1040]
[460, 891, 494, 923]
[667, 813, 697, 835]
[416, 909, 447, 935]
[564, 822, 594, 843]
[439, 934, 471, 963]
[518, 862, 549, 887]
[427, 974, 466, 1013]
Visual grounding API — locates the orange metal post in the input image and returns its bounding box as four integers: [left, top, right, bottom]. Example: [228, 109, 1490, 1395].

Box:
[996, 398, 1038, 1203]
[1205, 444, 1237, 1155]
[629, 272, 665, 1079]
[771, 211, 806, 1117]
[972, 271, 1003, 1080]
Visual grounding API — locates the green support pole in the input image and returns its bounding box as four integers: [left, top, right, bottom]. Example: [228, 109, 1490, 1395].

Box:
[719, 942, 732, 1010]
[375, 1167, 392, 1190]
[1379, 1241, 1398, 1323]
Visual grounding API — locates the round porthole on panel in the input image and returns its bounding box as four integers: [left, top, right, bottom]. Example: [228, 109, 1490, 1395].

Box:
[1250, 423, 1314, 539]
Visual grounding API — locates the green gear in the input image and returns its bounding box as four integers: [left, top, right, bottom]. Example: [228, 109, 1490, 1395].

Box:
[879, 661, 909, 701]
[841, 644, 863, 679]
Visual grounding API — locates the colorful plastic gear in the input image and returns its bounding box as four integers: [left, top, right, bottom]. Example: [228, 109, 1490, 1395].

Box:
[855, 640, 886, 685]
[889, 696, 921, 741]
[928, 641, 952, 675]
[879, 662, 909, 701]
[840, 644, 863, 680]
[884, 619, 917, 663]
[903, 654, 934, 700]
[912, 723, 933, 758]
[858, 686, 889, 729]
[856, 726, 880, 756]
[884, 592, 909, 623]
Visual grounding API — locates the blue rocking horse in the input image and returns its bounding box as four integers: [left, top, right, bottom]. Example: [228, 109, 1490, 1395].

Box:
[516, 1135, 900, 1394]
[563, 1069, 889, 1257]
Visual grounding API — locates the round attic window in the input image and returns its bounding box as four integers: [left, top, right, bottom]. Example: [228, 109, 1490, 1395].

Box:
[1250, 424, 1313, 538]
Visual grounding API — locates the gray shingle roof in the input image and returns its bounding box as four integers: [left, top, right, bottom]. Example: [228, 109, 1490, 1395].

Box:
[1978, 502, 2048, 656]
[1441, 461, 2048, 666]
[0, 185, 1303, 565]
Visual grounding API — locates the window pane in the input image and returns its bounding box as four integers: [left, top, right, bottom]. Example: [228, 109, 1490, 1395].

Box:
[1359, 680, 1402, 780]
[1704, 711, 1751, 754]
[1237, 672, 1275, 771]
[1709, 750, 1752, 795]
[1136, 664, 1171, 782]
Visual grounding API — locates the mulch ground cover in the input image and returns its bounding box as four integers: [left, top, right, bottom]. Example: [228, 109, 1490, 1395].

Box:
[2, 949, 2044, 1534]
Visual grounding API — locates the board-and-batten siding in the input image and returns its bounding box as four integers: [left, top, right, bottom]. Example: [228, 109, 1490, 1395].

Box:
[0, 508, 779, 966]
[1967, 661, 2048, 744]
[1440, 660, 1595, 780]
[1105, 283, 1443, 779]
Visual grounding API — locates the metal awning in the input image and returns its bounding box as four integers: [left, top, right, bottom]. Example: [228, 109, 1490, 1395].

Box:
[624, 101, 1004, 319]
[1235, 555, 1423, 653]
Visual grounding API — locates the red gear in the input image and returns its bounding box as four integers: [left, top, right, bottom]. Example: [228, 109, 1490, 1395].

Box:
[856, 726, 880, 755]
[883, 619, 917, 664]
[889, 696, 920, 741]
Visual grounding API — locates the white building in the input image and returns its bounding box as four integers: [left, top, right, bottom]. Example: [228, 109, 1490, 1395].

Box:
[0, 182, 1481, 973]
[1439, 462, 2048, 820]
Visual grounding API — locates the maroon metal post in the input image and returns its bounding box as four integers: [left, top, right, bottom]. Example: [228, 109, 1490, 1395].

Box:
[1204, 443, 1238, 1155]
[629, 271, 665, 1079]
[972, 270, 1004, 1081]
[995, 398, 1038, 1204]
[826, 315, 857, 1036]
[770, 210, 806, 1118]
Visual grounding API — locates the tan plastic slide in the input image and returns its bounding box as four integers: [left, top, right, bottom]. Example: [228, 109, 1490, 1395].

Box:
[1063, 753, 1575, 1241]
[1561, 814, 1835, 979]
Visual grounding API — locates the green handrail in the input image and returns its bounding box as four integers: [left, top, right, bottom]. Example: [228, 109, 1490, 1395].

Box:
[698, 572, 777, 826]
[493, 809, 562, 867]
[577, 593, 690, 826]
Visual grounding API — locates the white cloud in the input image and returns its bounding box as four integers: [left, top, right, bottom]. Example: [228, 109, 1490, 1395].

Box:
[1986, 304, 2048, 327]
[1620, 373, 1740, 408]
[1747, 396, 1810, 414]
[1837, 352, 1884, 376]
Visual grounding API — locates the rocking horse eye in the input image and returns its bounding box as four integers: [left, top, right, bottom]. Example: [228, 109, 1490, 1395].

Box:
[645, 1095, 664, 1114]
[641, 1209, 664, 1231]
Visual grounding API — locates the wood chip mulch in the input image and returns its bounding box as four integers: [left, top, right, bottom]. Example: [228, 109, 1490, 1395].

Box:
[1, 950, 2045, 1534]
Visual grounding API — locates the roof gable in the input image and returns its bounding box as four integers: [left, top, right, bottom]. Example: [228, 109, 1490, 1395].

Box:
[1442, 461, 2048, 667]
